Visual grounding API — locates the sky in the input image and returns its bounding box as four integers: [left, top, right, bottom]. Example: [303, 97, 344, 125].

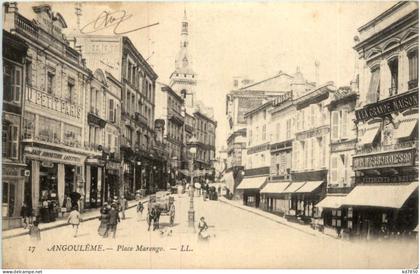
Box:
[18, 1, 398, 154]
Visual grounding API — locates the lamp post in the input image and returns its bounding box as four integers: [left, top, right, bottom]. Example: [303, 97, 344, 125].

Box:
[187, 136, 198, 229]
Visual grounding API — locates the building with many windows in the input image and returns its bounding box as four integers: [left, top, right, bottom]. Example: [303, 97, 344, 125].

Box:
[4, 4, 96, 222]
[342, 1, 418, 239]
[2, 29, 28, 229]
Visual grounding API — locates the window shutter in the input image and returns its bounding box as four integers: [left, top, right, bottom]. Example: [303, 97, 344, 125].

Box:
[332, 111, 340, 141]
[341, 110, 348, 139]
[109, 99, 114, 122]
[330, 155, 337, 184]
[14, 67, 22, 102]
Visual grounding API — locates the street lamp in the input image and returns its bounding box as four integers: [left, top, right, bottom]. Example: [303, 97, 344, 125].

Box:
[187, 136, 198, 229]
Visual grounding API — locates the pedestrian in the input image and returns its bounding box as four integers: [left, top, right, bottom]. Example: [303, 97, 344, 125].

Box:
[148, 207, 156, 231]
[137, 201, 144, 222]
[198, 216, 209, 241]
[29, 220, 41, 242]
[169, 203, 176, 227]
[153, 207, 161, 231]
[67, 206, 82, 238]
[98, 204, 110, 238]
[20, 202, 29, 229]
[108, 204, 120, 238]
[65, 195, 72, 212]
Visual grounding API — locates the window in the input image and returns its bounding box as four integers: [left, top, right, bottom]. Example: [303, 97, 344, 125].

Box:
[408, 50, 418, 89]
[341, 110, 348, 140]
[331, 111, 340, 141]
[330, 155, 338, 184]
[388, 58, 398, 96]
[63, 124, 82, 147]
[2, 123, 18, 159]
[367, 67, 380, 104]
[23, 112, 36, 139]
[67, 78, 75, 103]
[47, 72, 54, 94]
[286, 119, 292, 140]
[3, 63, 22, 103]
[126, 91, 131, 113]
[262, 125, 266, 141]
[2, 182, 15, 217]
[38, 116, 61, 143]
[109, 99, 115, 122]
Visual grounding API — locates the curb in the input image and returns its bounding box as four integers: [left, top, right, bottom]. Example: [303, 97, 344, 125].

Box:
[219, 198, 327, 238]
[3, 199, 149, 240]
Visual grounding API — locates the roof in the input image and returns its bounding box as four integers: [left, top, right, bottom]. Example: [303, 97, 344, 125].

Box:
[123, 36, 158, 80]
[239, 71, 293, 92]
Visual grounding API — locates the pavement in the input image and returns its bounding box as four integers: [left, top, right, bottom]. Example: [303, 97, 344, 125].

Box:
[2, 198, 147, 239]
[218, 197, 330, 239]
[2, 193, 418, 268]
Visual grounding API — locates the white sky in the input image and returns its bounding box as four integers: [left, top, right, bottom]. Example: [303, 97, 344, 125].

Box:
[17, 1, 398, 153]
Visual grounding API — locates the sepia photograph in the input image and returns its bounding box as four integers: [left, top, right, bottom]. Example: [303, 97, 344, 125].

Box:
[1, 0, 419, 270]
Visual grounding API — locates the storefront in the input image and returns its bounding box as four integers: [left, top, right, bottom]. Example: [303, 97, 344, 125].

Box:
[85, 157, 106, 208]
[260, 181, 291, 216]
[236, 176, 267, 207]
[105, 160, 121, 202]
[24, 146, 85, 222]
[315, 195, 348, 237]
[2, 163, 26, 229]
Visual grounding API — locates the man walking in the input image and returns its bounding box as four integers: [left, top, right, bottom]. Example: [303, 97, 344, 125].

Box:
[67, 206, 82, 238]
[108, 204, 120, 238]
[169, 203, 176, 227]
[148, 207, 156, 231]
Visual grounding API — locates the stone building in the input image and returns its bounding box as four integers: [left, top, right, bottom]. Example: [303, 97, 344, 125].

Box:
[2, 28, 28, 229]
[343, 1, 419, 239]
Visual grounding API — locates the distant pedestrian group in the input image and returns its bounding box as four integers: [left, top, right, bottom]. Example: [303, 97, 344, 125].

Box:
[97, 202, 121, 238]
[147, 206, 162, 231]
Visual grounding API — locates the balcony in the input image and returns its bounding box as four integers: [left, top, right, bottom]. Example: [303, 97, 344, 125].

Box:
[408, 79, 418, 90]
[134, 112, 148, 127]
[168, 108, 184, 125]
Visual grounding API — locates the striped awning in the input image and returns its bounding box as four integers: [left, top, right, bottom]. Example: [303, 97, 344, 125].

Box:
[260, 182, 291, 194]
[282, 182, 306, 193]
[295, 181, 324, 193]
[237, 176, 267, 190]
[315, 195, 347, 209]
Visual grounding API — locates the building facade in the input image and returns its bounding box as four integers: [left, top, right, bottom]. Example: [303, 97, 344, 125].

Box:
[2, 29, 28, 229]
[4, 4, 96, 223]
[74, 34, 160, 197]
[344, 1, 419, 239]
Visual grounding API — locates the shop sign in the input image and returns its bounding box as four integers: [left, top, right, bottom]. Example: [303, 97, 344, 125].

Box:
[24, 147, 84, 165]
[296, 126, 329, 141]
[2, 166, 20, 177]
[88, 112, 107, 128]
[356, 174, 418, 184]
[26, 87, 82, 119]
[353, 149, 415, 170]
[355, 91, 418, 122]
[86, 158, 106, 166]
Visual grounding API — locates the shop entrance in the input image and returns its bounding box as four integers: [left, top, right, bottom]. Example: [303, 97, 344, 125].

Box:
[39, 163, 58, 223]
[90, 166, 100, 208]
[64, 165, 75, 207]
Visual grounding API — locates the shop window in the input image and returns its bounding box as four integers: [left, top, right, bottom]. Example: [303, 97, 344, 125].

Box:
[47, 72, 55, 94]
[38, 116, 61, 143]
[408, 49, 418, 89]
[3, 63, 22, 103]
[336, 219, 342, 227]
[2, 182, 15, 217]
[388, 58, 398, 96]
[63, 124, 81, 147]
[347, 220, 353, 229]
[367, 67, 380, 103]
[23, 112, 36, 139]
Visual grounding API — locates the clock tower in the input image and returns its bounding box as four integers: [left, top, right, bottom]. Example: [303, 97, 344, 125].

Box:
[169, 9, 197, 108]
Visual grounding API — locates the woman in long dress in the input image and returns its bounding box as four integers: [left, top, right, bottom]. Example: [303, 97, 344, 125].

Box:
[98, 205, 110, 237]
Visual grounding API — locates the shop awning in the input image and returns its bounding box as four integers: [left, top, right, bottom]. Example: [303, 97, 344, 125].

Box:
[295, 181, 324, 193]
[359, 126, 380, 145]
[394, 118, 418, 139]
[315, 195, 346, 209]
[237, 176, 267, 190]
[282, 182, 306, 193]
[343, 182, 418, 209]
[261, 182, 291, 194]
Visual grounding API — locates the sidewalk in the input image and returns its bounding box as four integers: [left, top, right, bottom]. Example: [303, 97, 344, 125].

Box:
[219, 197, 331, 239]
[2, 198, 148, 239]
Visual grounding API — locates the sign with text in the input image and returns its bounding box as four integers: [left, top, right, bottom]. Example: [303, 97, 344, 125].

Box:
[26, 87, 82, 119]
[353, 149, 415, 170]
[356, 174, 418, 184]
[24, 147, 84, 165]
[355, 91, 418, 122]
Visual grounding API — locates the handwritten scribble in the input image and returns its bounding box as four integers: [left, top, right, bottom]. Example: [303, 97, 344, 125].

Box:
[80, 10, 159, 35]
